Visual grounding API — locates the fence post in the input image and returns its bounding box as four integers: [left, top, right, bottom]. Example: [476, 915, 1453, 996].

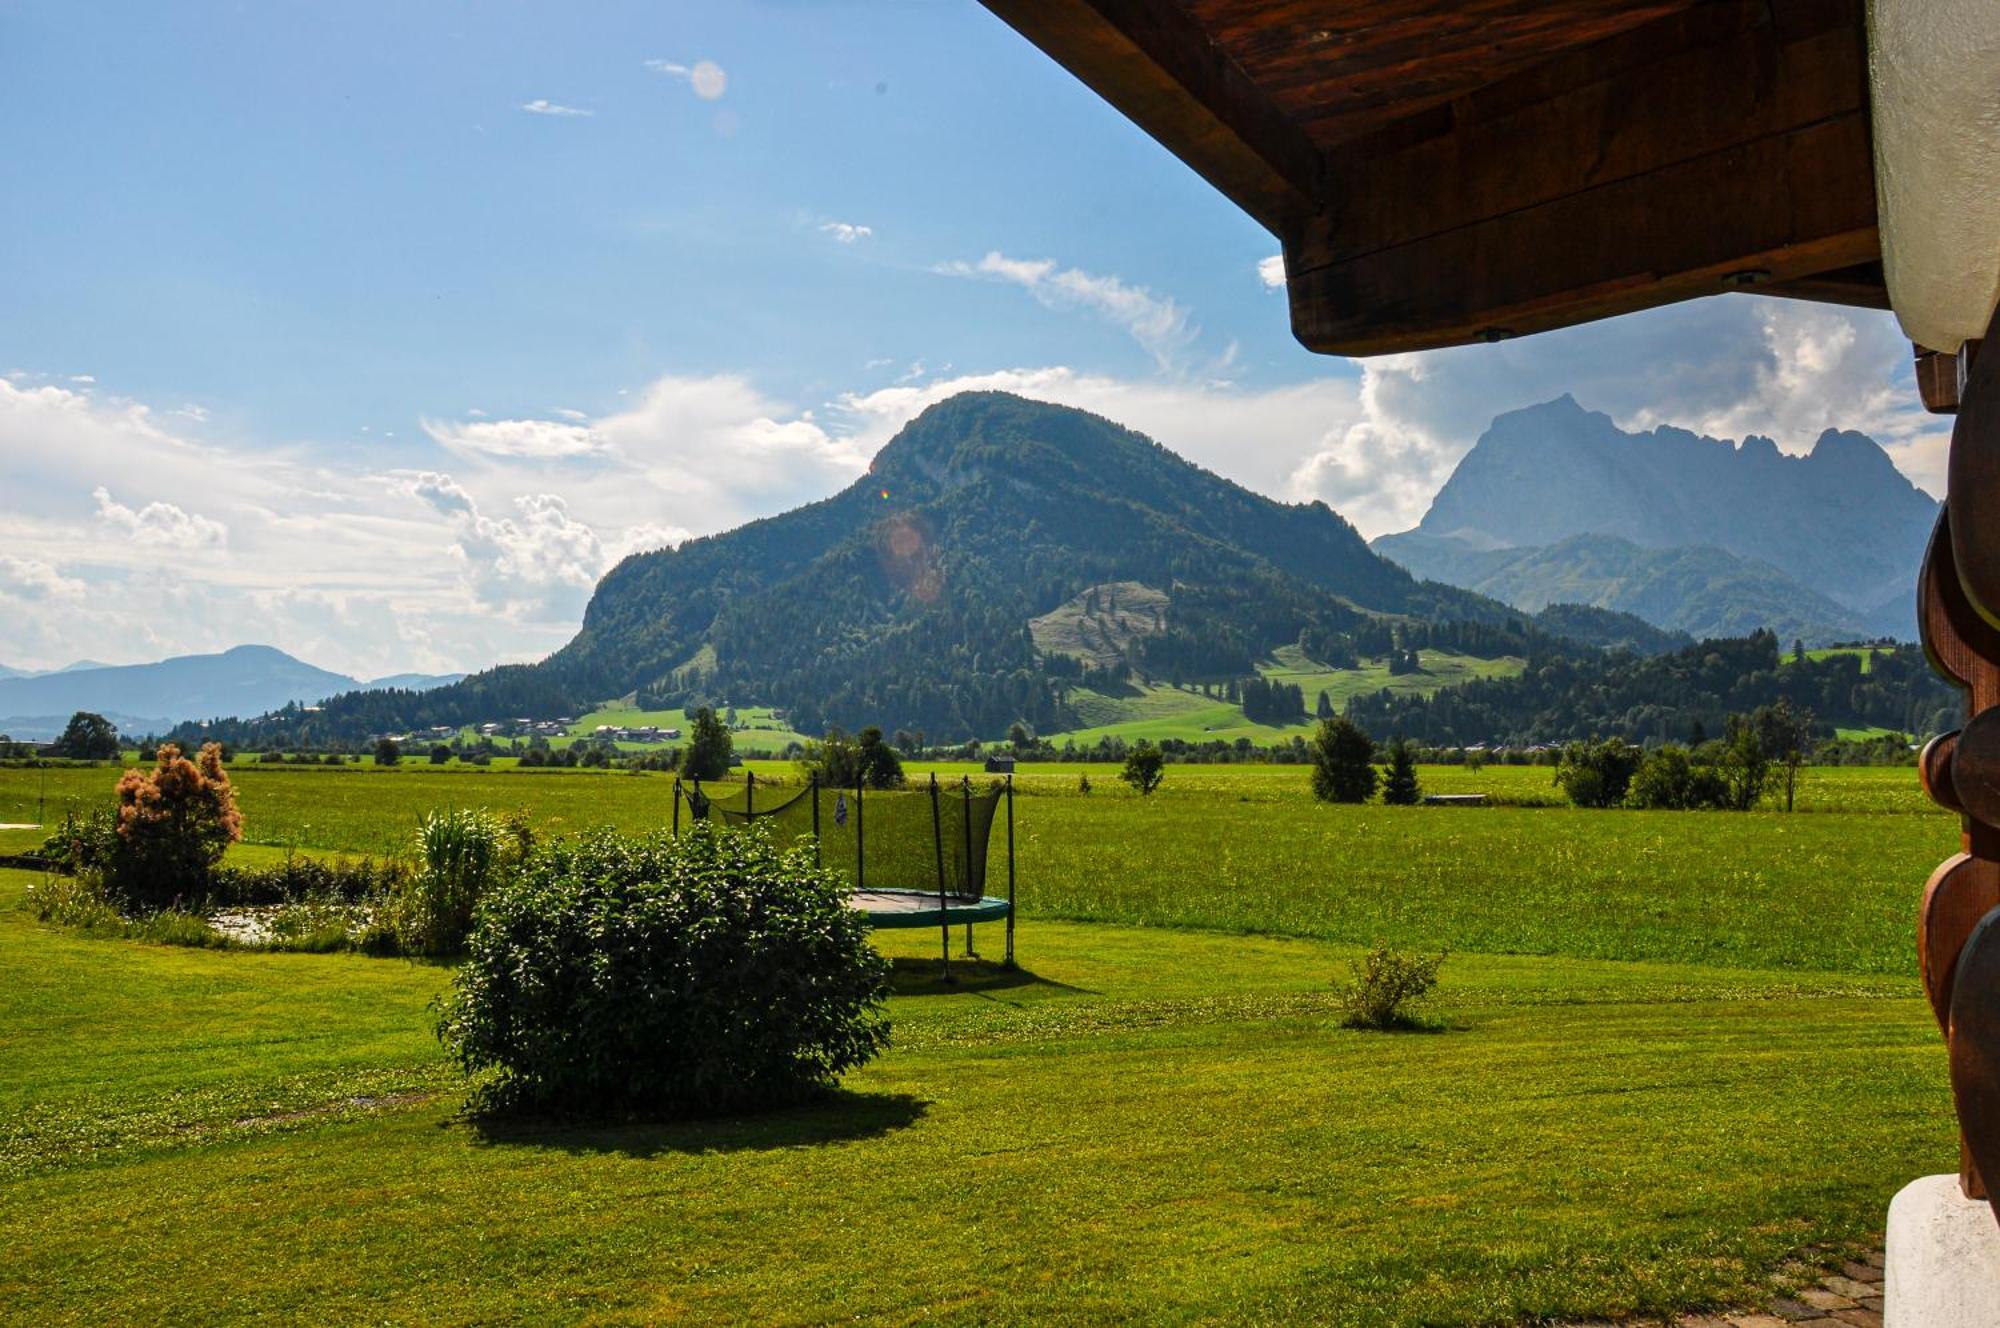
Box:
[1004, 774, 1016, 969]
[930, 772, 950, 981]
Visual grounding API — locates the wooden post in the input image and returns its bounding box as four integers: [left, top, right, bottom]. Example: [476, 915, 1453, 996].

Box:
[1915, 318, 2000, 1211]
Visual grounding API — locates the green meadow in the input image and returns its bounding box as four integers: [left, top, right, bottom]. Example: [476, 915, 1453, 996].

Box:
[0, 759, 1964, 1324]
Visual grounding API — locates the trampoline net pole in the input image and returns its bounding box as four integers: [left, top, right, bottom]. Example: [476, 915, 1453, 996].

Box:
[672, 778, 681, 837]
[746, 768, 755, 818]
[930, 773, 950, 979]
[962, 775, 976, 957]
[810, 773, 820, 867]
[856, 781, 865, 892]
[1004, 774, 1016, 968]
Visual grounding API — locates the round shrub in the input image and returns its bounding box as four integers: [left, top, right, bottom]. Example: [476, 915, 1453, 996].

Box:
[435, 823, 891, 1117]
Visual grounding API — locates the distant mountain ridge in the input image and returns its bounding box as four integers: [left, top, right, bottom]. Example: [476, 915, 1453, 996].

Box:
[190, 392, 1589, 745]
[1373, 396, 1937, 644]
[0, 646, 462, 740]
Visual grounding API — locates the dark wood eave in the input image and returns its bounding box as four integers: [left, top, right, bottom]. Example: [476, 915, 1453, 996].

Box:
[979, 0, 1885, 356]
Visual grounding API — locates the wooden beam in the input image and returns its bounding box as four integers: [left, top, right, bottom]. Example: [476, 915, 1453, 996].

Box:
[977, 0, 1322, 233]
[1282, 0, 1877, 353]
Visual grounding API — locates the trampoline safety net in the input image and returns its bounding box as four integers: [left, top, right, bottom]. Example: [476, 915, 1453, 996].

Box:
[677, 774, 1004, 899]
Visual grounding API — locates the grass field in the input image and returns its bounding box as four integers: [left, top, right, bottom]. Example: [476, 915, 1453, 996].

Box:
[565, 703, 810, 753]
[0, 760, 1963, 1324]
[1054, 648, 1525, 745]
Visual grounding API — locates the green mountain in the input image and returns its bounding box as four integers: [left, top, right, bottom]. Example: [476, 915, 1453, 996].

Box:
[197, 392, 1550, 745]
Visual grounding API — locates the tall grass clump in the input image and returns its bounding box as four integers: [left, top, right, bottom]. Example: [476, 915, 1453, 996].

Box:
[385, 808, 511, 956]
[435, 822, 891, 1118]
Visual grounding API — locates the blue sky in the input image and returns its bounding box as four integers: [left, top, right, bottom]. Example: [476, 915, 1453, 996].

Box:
[0, 1, 1951, 676]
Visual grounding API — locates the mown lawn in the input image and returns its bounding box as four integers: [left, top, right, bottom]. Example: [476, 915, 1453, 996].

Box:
[0, 861, 1955, 1326]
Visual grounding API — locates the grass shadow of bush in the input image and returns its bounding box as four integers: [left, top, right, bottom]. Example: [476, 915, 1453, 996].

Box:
[463, 1088, 928, 1158]
[887, 955, 1093, 997]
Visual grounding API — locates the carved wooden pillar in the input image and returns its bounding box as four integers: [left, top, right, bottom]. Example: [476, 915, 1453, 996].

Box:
[1917, 316, 2000, 1208]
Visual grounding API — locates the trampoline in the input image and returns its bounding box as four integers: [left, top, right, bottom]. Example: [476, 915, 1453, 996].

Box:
[673, 769, 1017, 976]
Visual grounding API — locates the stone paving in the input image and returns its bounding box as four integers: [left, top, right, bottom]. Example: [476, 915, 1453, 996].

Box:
[1558, 1247, 1885, 1328]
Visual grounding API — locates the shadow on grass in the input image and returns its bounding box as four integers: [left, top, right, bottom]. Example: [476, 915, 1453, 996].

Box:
[887, 955, 1094, 997]
[465, 1088, 928, 1158]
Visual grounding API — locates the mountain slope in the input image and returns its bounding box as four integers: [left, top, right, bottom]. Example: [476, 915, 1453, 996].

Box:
[1376, 531, 1877, 645]
[1383, 395, 1937, 616]
[211, 393, 1541, 744]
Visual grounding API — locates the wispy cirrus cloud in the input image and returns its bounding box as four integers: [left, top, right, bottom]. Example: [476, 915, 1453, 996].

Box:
[819, 221, 873, 244]
[520, 99, 594, 118]
[644, 58, 727, 100]
[936, 251, 1199, 375]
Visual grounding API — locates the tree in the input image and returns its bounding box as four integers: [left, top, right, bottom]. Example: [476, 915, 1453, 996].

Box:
[374, 737, 401, 766]
[429, 743, 452, 765]
[1316, 690, 1334, 720]
[1553, 738, 1643, 809]
[1310, 717, 1377, 803]
[1008, 721, 1032, 750]
[52, 711, 119, 760]
[855, 726, 905, 789]
[1380, 738, 1421, 805]
[1752, 697, 1815, 812]
[1121, 740, 1165, 796]
[682, 706, 734, 781]
[1718, 713, 1772, 811]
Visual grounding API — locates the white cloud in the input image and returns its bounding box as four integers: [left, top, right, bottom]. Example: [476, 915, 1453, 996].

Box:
[173, 403, 209, 422]
[936, 252, 1199, 375]
[0, 555, 85, 602]
[92, 486, 228, 549]
[405, 473, 606, 622]
[645, 58, 726, 100]
[1257, 255, 1286, 290]
[820, 221, 873, 244]
[67, 374, 95, 384]
[423, 416, 607, 459]
[520, 99, 594, 118]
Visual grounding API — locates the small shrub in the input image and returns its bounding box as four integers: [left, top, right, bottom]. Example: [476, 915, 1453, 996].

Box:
[38, 809, 119, 875]
[1337, 945, 1445, 1030]
[111, 743, 242, 907]
[435, 822, 892, 1117]
[1077, 772, 1092, 796]
[1627, 745, 1730, 810]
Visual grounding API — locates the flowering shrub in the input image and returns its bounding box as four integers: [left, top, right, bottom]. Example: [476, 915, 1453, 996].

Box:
[111, 742, 242, 908]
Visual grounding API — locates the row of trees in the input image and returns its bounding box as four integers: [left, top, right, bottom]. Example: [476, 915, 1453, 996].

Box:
[1552, 699, 1815, 812]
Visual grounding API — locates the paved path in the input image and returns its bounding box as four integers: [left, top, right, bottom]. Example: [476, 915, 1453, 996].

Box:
[1560, 1247, 1884, 1328]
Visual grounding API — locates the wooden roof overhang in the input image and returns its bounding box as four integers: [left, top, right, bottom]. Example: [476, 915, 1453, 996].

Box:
[978, 0, 1883, 355]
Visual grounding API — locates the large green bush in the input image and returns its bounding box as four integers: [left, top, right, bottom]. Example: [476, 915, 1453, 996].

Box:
[1553, 738, 1643, 809]
[435, 823, 891, 1117]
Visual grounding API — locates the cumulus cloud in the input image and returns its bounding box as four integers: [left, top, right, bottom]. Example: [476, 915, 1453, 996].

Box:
[1257, 255, 1286, 290]
[520, 99, 594, 118]
[936, 252, 1199, 375]
[0, 555, 85, 602]
[92, 486, 228, 548]
[819, 221, 873, 244]
[645, 58, 726, 100]
[404, 473, 607, 622]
